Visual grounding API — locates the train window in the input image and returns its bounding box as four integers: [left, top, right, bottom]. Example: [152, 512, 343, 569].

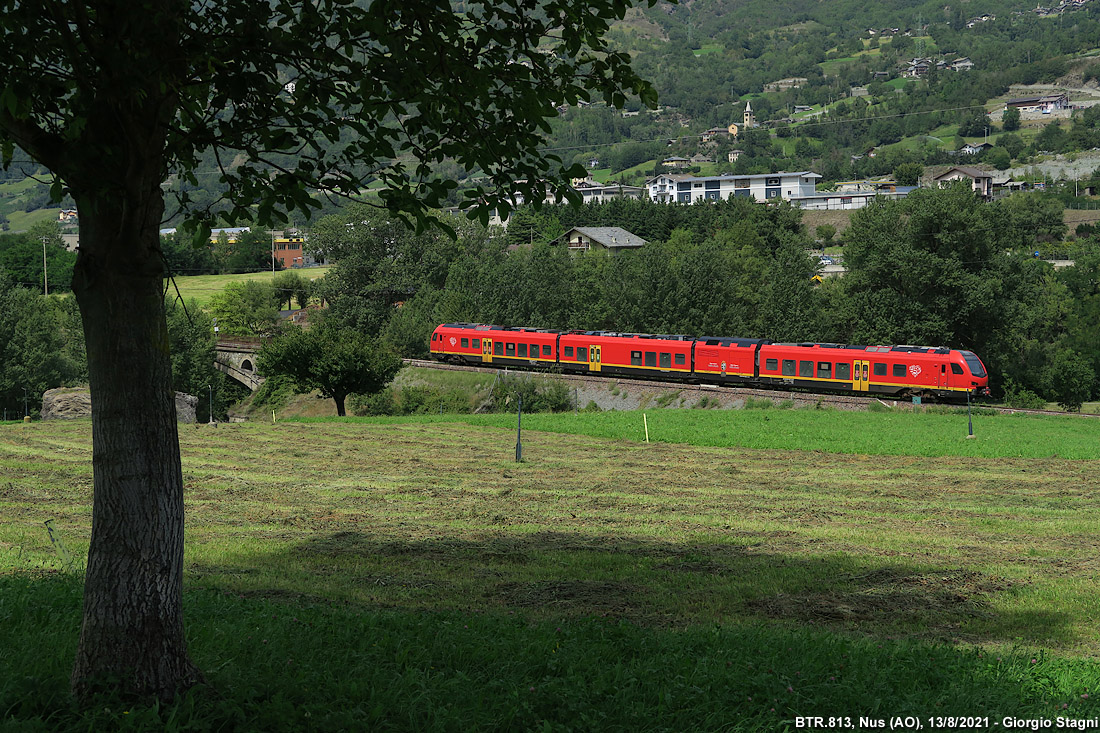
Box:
[564, 346, 574, 358]
[951, 364, 964, 375]
[892, 363, 906, 377]
[542, 345, 551, 357]
[645, 352, 657, 367]
[659, 353, 672, 369]
[461, 338, 469, 348]
[782, 359, 795, 376]
[675, 354, 686, 366]
[872, 363, 887, 376]
[836, 363, 851, 380]
[817, 362, 832, 379]
[505, 343, 516, 356]
[494, 342, 503, 356]
[799, 360, 813, 377]
[766, 358, 778, 371]
[432, 333, 438, 341]
[472, 339, 480, 349]
[960, 351, 987, 377]
[631, 351, 643, 366]
[518, 344, 527, 358]
[577, 347, 587, 361]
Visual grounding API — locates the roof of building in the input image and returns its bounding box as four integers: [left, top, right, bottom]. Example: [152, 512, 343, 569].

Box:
[933, 166, 992, 180]
[560, 227, 646, 249]
[1005, 93, 1068, 105]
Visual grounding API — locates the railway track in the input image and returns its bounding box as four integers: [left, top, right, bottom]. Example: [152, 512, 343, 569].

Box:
[402, 359, 1097, 418]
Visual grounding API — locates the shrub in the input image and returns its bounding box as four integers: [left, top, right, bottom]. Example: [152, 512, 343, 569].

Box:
[250, 374, 298, 411]
[350, 385, 473, 416]
[489, 373, 573, 413]
[1002, 381, 1047, 410]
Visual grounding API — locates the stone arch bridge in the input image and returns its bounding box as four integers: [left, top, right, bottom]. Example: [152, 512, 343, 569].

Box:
[215, 337, 265, 390]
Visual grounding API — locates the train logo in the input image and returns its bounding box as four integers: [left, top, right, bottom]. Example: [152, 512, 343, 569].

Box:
[449, 337, 457, 346]
[909, 365, 922, 377]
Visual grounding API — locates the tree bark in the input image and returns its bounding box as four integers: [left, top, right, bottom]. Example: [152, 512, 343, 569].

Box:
[68, 191, 202, 700]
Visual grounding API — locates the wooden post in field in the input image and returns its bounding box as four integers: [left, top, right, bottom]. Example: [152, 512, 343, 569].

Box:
[644, 413, 649, 443]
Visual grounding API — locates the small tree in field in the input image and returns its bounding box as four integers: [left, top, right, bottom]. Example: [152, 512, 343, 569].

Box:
[272, 271, 311, 310]
[258, 325, 402, 417]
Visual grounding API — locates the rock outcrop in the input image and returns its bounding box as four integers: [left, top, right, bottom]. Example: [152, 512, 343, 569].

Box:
[41, 387, 198, 423]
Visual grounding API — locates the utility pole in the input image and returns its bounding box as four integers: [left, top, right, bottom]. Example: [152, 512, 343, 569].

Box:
[271, 230, 276, 275]
[41, 236, 49, 296]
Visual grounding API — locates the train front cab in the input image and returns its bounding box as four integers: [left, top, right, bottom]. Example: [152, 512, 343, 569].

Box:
[431, 324, 560, 368]
[431, 323, 488, 365]
[754, 343, 976, 398]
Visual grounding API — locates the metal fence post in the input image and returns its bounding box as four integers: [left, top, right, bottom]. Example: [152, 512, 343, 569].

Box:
[515, 394, 523, 462]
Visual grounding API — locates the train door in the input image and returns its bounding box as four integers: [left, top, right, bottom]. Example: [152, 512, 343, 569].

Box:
[938, 363, 949, 390]
[482, 338, 492, 364]
[853, 360, 869, 391]
[589, 344, 602, 373]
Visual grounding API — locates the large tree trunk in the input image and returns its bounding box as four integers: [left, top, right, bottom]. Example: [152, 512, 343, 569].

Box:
[69, 193, 202, 701]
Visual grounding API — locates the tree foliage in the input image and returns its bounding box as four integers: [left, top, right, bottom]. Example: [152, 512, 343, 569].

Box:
[257, 324, 402, 416]
[0, 222, 76, 292]
[0, 272, 83, 415]
[208, 281, 282, 337]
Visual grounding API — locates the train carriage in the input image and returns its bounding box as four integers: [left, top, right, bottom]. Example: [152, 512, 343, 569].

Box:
[692, 337, 767, 385]
[756, 342, 988, 399]
[558, 331, 694, 379]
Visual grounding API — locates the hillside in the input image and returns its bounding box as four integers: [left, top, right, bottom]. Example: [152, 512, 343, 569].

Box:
[5, 0, 1100, 228]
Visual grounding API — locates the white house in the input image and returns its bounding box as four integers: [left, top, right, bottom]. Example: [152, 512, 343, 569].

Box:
[646, 171, 821, 204]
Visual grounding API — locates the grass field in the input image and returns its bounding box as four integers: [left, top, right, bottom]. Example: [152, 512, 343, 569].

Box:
[169, 266, 332, 307]
[3, 410, 1100, 729]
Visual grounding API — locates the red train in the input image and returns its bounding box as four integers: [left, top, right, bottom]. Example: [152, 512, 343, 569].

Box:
[429, 323, 990, 400]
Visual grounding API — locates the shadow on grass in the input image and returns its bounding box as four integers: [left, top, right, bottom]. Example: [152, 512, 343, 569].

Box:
[3, 570, 1098, 732]
[196, 530, 1070, 649]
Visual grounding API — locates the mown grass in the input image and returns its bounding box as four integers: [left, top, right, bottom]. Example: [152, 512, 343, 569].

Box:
[3, 414, 1100, 729]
